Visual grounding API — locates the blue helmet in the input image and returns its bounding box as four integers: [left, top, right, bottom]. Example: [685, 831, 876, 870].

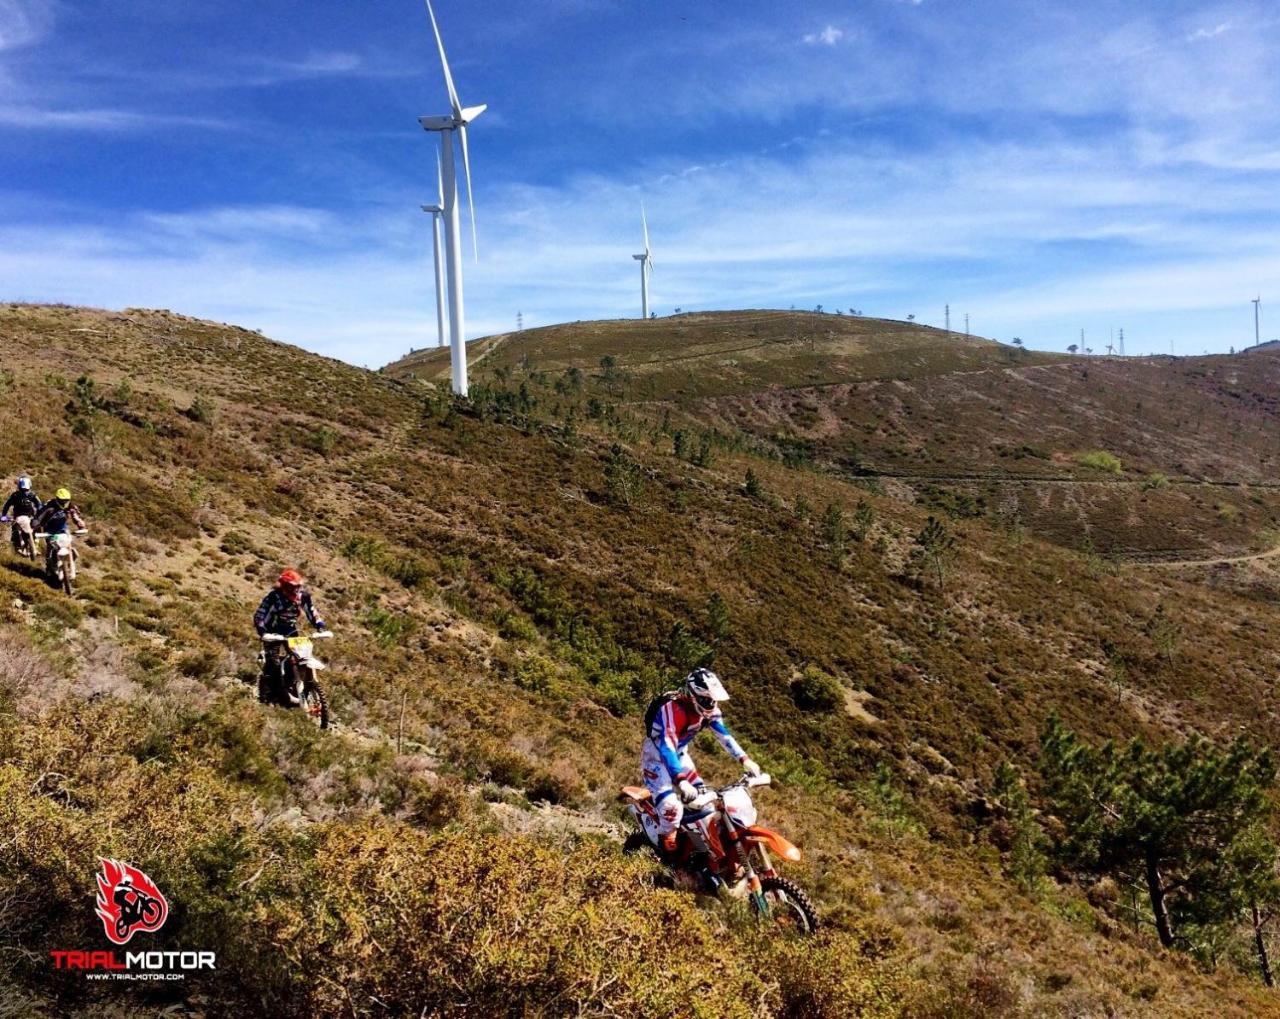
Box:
[16, 476, 30, 491]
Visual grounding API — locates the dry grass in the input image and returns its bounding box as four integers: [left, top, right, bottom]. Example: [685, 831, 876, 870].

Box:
[1, 302, 1279, 1015]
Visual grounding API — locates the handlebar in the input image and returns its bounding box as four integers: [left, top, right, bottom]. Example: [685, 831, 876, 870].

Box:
[688, 772, 771, 810]
[34, 530, 87, 539]
[261, 631, 334, 643]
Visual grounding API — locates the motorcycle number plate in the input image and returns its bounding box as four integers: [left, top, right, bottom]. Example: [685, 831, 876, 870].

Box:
[286, 637, 312, 652]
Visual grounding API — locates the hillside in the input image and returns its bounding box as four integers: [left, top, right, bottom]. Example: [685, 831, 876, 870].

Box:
[389, 312, 1280, 559]
[390, 310, 1066, 399]
[3, 303, 1280, 1016]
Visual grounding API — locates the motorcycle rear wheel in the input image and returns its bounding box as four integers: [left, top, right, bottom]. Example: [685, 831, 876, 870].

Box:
[622, 831, 656, 857]
[753, 875, 819, 934]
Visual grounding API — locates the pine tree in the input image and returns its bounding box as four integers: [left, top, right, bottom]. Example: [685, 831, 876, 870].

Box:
[852, 498, 875, 542]
[704, 593, 732, 648]
[821, 503, 847, 568]
[672, 430, 689, 460]
[909, 515, 956, 590]
[603, 444, 643, 509]
[1039, 715, 1279, 954]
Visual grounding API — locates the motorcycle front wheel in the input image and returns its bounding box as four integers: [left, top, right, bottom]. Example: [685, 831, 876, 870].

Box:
[752, 875, 819, 934]
[300, 675, 330, 730]
[60, 566, 73, 596]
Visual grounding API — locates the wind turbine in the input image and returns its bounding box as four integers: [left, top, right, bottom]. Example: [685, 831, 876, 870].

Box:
[633, 205, 652, 319]
[418, 0, 485, 396]
[420, 156, 447, 350]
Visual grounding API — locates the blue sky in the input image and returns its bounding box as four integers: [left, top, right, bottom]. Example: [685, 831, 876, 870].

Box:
[4, 0, 1280, 364]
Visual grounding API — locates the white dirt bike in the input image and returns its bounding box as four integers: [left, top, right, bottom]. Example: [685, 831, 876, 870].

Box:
[259, 631, 332, 729]
[35, 528, 87, 595]
[2, 514, 36, 560]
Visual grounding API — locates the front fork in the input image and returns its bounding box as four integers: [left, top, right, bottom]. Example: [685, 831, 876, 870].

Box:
[727, 827, 773, 917]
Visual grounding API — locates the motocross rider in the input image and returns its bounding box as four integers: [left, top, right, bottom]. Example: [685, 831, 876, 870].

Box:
[2, 475, 41, 546]
[642, 667, 760, 856]
[31, 488, 86, 570]
[253, 569, 327, 703]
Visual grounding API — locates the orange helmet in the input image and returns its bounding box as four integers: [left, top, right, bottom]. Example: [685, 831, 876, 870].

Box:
[278, 569, 304, 588]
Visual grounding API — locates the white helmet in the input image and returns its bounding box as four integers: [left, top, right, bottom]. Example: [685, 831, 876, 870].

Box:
[16, 476, 30, 491]
[684, 667, 729, 718]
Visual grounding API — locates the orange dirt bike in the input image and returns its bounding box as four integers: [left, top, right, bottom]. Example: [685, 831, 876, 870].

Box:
[2, 515, 36, 560]
[619, 773, 819, 933]
[259, 631, 332, 729]
[35, 528, 87, 594]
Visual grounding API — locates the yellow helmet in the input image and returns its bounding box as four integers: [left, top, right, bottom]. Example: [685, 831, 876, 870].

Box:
[55, 488, 71, 501]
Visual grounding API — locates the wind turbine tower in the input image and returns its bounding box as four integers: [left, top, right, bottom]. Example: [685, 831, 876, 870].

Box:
[418, 0, 485, 397]
[633, 206, 653, 319]
[420, 158, 447, 349]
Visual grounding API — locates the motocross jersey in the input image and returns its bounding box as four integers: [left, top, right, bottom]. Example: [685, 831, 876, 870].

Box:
[253, 588, 325, 638]
[647, 697, 746, 781]
[2, 489, 41, 518]
[32, 500, 83, 535]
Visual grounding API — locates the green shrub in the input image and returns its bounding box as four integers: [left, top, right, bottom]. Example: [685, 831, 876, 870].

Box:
[512, 654, 557, 694]
[1076, 450, 1122, 474]
[792, 665, 842, 713]
[362, 605, 416, 648]
[186, 394, 215, 424]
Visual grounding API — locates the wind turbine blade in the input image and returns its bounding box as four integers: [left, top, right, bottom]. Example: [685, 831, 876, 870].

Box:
[423, 0, 461, 116]
[460, 123, 479, 260]
[641, 204, 650, 256]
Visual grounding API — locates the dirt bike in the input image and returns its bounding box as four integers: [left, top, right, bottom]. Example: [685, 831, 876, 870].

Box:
[618, 773, 819, 933]
[1, 515, 36, 560]
[115, 889, 162, 940]
[35, 529, 86, 594]
[259, 631, 332, 729]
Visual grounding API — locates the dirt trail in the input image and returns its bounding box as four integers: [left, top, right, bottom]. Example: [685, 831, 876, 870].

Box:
[1130, 543, 1280, 569]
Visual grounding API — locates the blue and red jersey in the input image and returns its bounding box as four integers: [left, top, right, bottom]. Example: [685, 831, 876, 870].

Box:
[647, 696, 745, 779]
[254, 587, 325, 638]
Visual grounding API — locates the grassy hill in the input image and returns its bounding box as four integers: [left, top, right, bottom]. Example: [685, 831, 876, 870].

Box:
[2, 303, 1280, 1016]
[389, 311, 1280, 559]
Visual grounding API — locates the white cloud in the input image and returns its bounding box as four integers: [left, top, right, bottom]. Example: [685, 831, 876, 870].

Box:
[0, 0, 54, 51]
[1187, 22, 1231, 42]
[0, 104, 230, 131]
[7, 121, 1280, 361]
[802, 25, 844, 46]
[142, 206, 335, 241]
[280, 50, 364, 75]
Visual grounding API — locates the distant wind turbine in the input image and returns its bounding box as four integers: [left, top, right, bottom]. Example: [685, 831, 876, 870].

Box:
[420, 156, 447, 350]
[418, 0, 485, 396]
[633, 206, 653, 319]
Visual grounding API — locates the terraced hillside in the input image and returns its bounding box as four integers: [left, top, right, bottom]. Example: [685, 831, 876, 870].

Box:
[390, 311, 1280, 558]
[3, 303, 1280, 1016]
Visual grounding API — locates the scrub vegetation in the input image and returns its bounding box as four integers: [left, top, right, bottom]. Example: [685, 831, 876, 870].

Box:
[2, 302, 1280, 1016]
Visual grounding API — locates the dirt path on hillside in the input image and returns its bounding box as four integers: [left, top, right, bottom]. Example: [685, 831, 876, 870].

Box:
[1129, 542, 1280, 569]
[779, 466, 1280, 491]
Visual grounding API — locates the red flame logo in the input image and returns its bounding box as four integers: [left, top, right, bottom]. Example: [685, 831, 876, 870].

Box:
[94, 859, 168, 945]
